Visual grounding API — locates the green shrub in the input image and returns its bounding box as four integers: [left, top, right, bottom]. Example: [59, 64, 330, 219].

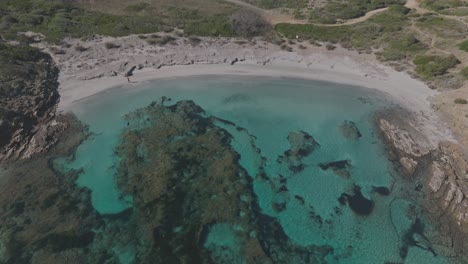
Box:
[413, 54, 460, 78]
[380, 35, 426, 61]
[0, 0, 161, 42]
[454, 98, 468, 104]
[458, 40, 468, 52]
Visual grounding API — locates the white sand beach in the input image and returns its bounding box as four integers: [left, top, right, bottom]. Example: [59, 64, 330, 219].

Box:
[36, 33, 454, 146]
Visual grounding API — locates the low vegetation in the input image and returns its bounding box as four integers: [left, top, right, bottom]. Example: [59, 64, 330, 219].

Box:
[379, 35, 427, 61]
[458, 40, 468, 52]
[124, 2, 151, 13]
[277, 6, 414, 51]
[243, 0, 308, 9]
[416, 14, 468, 39]
[308, 0, 406, 24]
[420, 0, 468, 12]
[413, 54, 460, 79]
[184, 16, 237, 37]
[0, 0, 161, 42]
[454, 98, 468, 104]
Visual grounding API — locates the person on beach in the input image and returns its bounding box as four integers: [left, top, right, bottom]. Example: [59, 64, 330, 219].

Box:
[127, 77, 131, 83]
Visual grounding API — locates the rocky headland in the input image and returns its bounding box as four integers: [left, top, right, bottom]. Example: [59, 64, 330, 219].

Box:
[377, 109, 468, 262]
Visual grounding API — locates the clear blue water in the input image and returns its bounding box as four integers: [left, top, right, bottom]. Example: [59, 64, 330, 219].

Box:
[60, 75, 450, 263]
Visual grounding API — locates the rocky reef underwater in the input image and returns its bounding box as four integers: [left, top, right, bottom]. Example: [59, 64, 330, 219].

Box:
[1, 76, 466, 263]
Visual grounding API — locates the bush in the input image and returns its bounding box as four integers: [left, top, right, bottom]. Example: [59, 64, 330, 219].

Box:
[413, 54, 460, 78]
[230, 8, 272, 37]
[380, 35, 426, 61]
[104, 42, 120, 49]
[454, 98, 468, 104]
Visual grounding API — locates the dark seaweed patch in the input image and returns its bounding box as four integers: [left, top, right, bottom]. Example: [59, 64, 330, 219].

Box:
[400, 218, 436, 259]
[319, 160, 351, 171]
[339, 186, 374, 216]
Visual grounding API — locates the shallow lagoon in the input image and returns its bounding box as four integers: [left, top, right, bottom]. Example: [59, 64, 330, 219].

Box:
[61, 75, 449, 263]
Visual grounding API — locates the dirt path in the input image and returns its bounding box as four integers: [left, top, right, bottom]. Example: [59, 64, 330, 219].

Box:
[411, 23, 452, 55]
[224, 0, 387, 25]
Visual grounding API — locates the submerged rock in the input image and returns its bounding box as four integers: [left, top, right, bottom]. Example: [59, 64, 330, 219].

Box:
[319, 159, 352, 178]
[339, 186, 374, 216]
[277, 131, 320, 173]
[339, 120, 362, 140]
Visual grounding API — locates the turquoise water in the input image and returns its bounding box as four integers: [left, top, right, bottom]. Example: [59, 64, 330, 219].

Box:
[61, 75, 449, 263]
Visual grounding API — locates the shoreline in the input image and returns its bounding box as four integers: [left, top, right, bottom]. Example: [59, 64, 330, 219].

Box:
[51, 34, 454, 147]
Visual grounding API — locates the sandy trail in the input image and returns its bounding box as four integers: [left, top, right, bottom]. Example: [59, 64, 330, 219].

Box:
[224, 0, 388, 25]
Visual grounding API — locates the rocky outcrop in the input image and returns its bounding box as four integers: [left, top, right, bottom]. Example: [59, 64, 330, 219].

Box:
[425, 143, 468, 230]
[277, 131, 320, 172]
[378, 118, 431, 177]
[339, 120, 362, 140]
[0, 44, 63, 161]
[378, 116, 468, 260]
[0, 115, 110, 264]
[379, 119, 431, 158]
